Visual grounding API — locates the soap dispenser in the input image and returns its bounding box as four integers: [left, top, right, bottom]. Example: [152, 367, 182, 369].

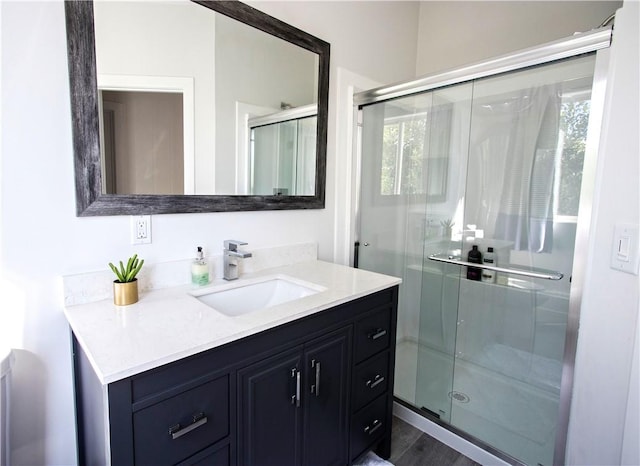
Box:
[191, 246, 209, 286]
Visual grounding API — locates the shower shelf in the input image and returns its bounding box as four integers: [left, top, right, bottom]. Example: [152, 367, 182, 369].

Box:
[427, 253, 564, 281]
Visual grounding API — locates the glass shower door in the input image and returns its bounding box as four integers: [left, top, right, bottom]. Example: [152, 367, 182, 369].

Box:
[358, 83, 473, 406]
[357, 52, 598, 466]
[443, 54, 597, 466]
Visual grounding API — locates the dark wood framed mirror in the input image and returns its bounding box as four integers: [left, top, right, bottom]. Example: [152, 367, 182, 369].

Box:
[65, 0, 329, 216]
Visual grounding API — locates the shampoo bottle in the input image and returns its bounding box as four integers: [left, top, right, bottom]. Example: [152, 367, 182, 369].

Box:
[191, 246, 209, 286]
[481, 247, 497, 283]
[467, 245, 482, 281]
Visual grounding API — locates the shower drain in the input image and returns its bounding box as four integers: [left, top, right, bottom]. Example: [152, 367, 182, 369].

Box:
[448, 391, 470, 403]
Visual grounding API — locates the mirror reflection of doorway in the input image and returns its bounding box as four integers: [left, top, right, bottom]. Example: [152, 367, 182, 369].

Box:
[100, 90, 184, 195]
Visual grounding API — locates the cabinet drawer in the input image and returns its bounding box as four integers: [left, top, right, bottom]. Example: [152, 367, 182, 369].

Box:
[354, 308, 392, 363]
[350, 395, 388, 461]
[177, 442, 230, 466]
[353, 352, 389, 412]
[133, 375, 229, 465]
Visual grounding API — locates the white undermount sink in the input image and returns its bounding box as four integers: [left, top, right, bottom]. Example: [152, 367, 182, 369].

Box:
[191, 275, 326, 317]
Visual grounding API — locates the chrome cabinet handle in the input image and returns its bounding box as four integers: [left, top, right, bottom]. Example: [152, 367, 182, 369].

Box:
[366, 374, 385, 389]
[364, 419, 382, 435]
[291, 369, 295, 405]
[169, 412, 208, 440]
[368, 328, 387, 340]
[291, 368, 300, 406]
[311, 360, 321, 397]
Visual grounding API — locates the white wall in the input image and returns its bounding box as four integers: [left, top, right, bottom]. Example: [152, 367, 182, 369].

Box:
[247, 1, 420, 90]
[0, 1, 419, 464]
[567, 1, 639, 464]
[416, 1, 621, 76]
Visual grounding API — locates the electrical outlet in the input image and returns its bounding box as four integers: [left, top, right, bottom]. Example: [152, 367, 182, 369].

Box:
[131, 215, 152, 244]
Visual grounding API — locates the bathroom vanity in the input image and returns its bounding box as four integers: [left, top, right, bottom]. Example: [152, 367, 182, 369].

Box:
[65, 260, 399, 465]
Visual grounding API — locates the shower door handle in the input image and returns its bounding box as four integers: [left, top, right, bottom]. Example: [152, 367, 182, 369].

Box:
[354, 241, 371, 269]
[427, 254, 563, 280]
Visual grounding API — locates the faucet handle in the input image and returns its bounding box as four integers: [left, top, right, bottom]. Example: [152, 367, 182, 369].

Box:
[224, 240, 248, 251]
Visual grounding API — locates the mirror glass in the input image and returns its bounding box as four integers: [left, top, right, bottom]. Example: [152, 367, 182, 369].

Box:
[94, 1, 319, 196]
[65, 0, 329, 215]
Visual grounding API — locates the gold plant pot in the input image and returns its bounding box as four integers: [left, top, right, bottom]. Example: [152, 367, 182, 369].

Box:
[113, 279, 139, 306]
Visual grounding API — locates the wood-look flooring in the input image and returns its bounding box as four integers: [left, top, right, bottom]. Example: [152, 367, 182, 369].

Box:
[389, 416, 481, 466]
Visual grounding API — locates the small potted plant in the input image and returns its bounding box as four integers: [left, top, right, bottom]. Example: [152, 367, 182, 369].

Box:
[109, 254, 144, 306]
[440, 218, 455, 239]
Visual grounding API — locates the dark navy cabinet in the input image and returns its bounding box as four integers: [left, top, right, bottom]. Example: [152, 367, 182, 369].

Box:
[238, 327, 351, 466]
[72, 286, 398, 465]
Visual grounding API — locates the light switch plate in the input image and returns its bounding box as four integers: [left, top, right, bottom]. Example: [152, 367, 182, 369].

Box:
[611, 223, 639, 275]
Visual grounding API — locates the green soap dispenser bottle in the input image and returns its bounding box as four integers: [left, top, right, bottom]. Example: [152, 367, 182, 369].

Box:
[191, 246, 209, 286]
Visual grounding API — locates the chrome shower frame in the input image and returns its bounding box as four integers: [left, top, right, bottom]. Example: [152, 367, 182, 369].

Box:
[353, 27, 613, 466]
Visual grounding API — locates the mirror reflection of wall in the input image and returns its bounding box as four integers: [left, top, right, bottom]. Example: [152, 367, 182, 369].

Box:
[93, 1, 319, 196]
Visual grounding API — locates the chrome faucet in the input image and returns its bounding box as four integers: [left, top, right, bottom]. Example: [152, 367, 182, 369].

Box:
[223, 240, 252, 281]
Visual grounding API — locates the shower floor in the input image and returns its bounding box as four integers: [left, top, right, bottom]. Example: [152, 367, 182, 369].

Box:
[394, 338, 560, 466]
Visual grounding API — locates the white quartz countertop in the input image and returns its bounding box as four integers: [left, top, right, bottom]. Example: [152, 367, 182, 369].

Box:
[64, 260, 401, 384]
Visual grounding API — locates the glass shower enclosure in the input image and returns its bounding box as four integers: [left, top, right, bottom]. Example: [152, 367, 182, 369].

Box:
[355, 30, 610, 466]
[249, 106, 317, 196]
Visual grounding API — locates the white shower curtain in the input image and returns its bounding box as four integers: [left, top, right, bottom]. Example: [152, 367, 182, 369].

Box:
[470, 84, 561, 252]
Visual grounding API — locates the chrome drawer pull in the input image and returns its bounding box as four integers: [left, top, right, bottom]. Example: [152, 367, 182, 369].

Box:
[368, 328, 387, 340]
[366, 374, 385, 389]
[169, 412, 208, 440]
[364, 419, 382, 435]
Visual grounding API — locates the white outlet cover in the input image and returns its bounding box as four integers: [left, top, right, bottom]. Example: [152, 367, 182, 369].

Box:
[130, 215, 152, 245]
[611, 223, 639, 275]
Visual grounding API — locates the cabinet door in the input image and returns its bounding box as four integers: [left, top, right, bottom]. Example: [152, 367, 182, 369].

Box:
[238, 347, 303, 466]
[303, 327, 352, 466]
